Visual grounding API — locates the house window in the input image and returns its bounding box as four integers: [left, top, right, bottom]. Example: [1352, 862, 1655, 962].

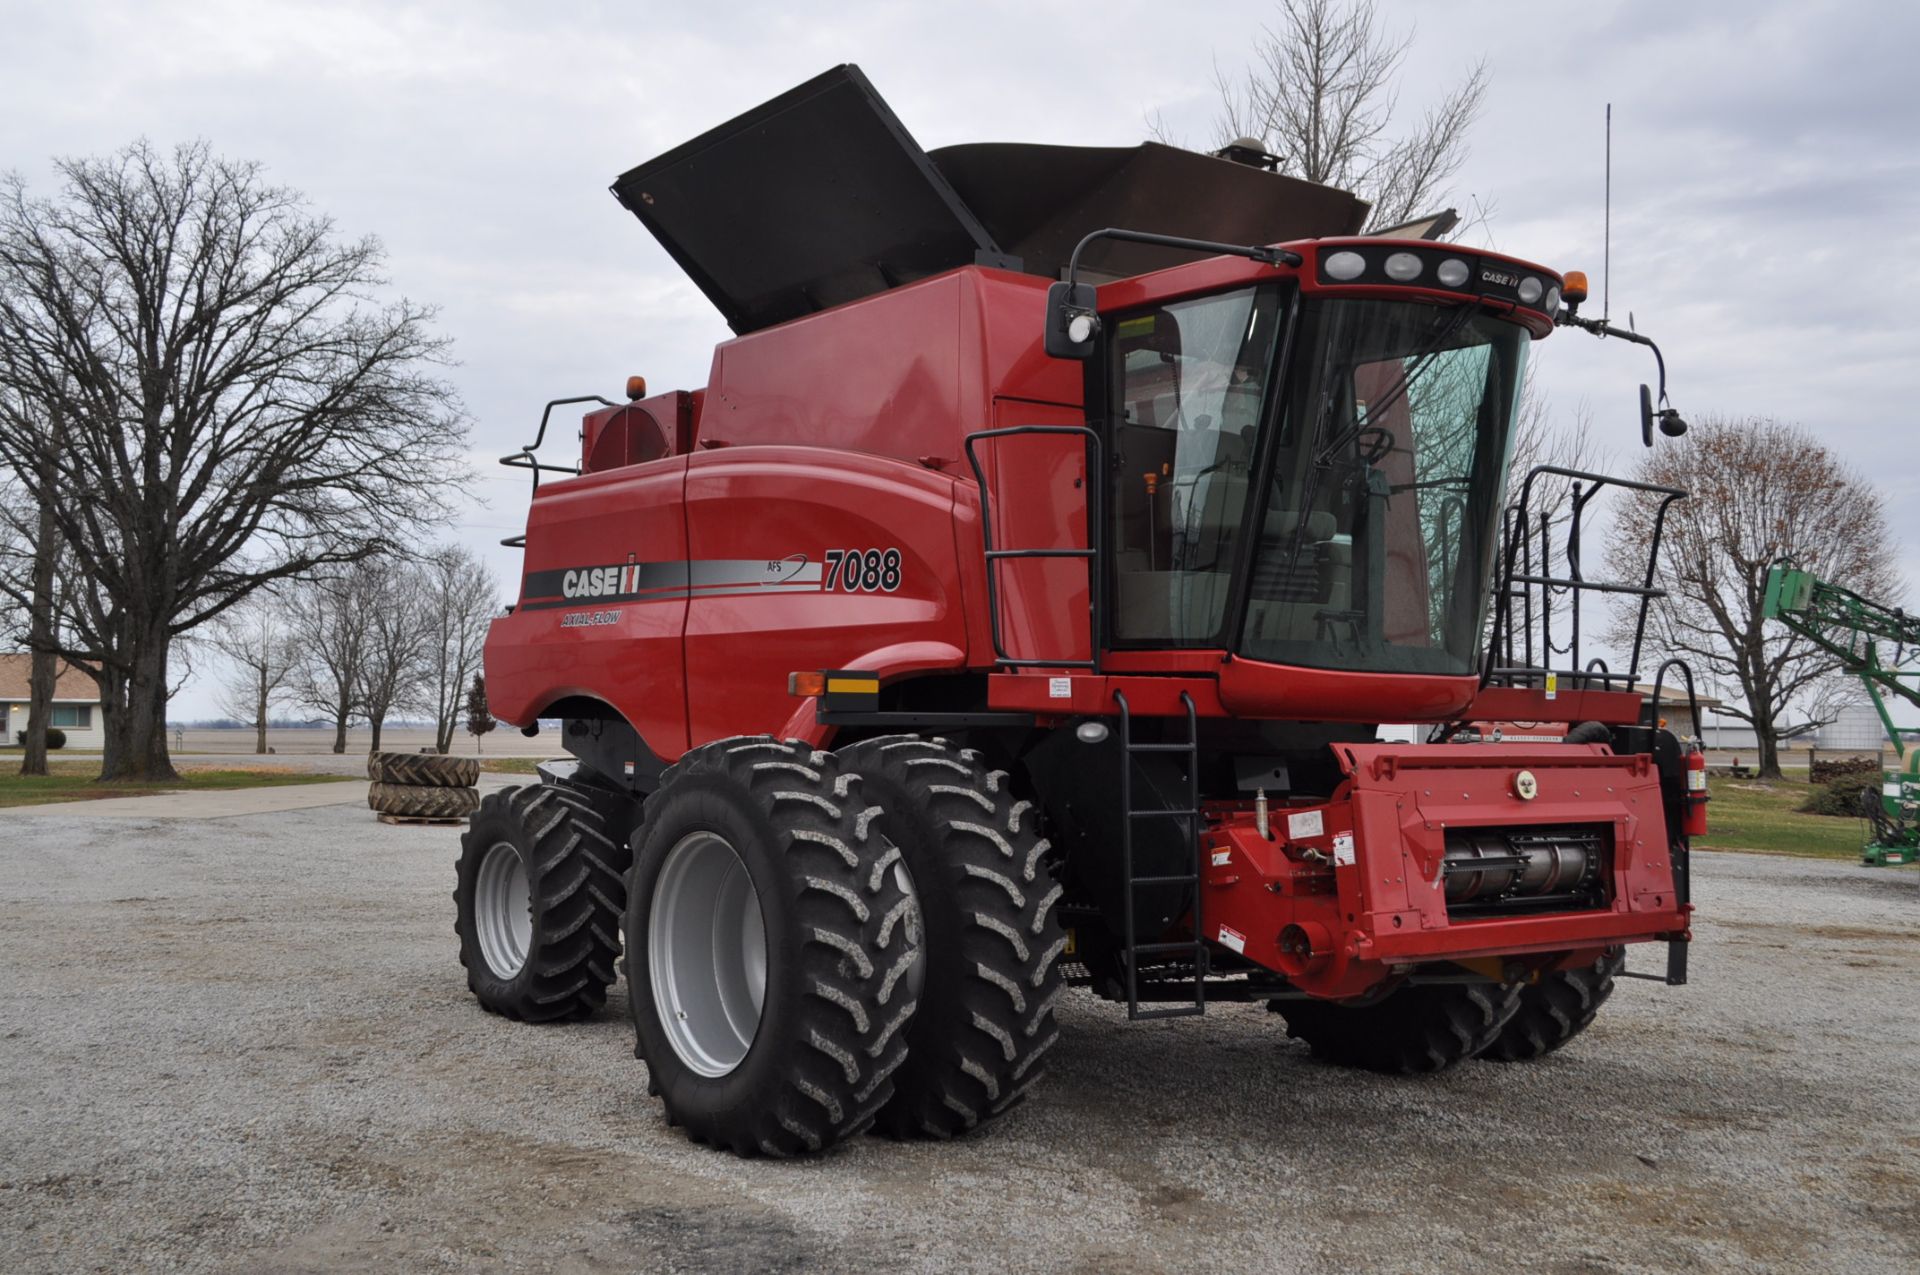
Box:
[49, 704, 92, 729]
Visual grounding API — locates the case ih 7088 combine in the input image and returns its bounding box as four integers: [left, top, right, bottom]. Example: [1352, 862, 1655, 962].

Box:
[458, 66, 1704, 1156]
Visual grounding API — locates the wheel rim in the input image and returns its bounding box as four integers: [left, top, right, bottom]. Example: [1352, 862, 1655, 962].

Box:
[475, 841, 533, 978]
[649, 831, 768, 1078]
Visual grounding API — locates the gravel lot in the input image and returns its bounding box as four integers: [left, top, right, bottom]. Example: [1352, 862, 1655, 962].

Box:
[3, 801, 1918, 1274]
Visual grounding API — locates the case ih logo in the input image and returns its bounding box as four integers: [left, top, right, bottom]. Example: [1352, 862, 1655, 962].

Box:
[563, 563, 643, 599]
[519, 556, 828, 610]
[1480, 266, 1520, 288]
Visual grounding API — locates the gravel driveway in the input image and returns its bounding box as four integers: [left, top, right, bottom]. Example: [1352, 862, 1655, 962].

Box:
[3, 801, 1917, 1273]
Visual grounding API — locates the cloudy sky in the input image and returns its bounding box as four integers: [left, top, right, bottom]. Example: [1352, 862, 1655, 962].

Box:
[3, 0, 1915, 718]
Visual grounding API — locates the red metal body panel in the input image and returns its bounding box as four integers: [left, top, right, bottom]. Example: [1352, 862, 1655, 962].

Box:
[486, 459, 692, 755]
[695, 268, 1077, 465]
[1198, 743, 1686, 998]
[682, 447, 971, 745]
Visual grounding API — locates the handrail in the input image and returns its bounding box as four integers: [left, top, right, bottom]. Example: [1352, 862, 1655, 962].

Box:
[962, 425, 1104, 671]
[1483, 464, 1687, 693]
[498, 394, 614, 546]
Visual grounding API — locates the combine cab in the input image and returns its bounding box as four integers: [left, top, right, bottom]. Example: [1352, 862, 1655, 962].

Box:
[459, 65, 1702, 1156]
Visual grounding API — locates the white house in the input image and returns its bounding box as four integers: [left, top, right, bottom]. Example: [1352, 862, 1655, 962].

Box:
[0, 655, 105, 750]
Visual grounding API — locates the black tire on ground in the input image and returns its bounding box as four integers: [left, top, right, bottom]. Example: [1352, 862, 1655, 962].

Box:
[837, 735, 1066, 1139]
[1274, 981, 1523, 1074]
[368, 751, 481, 788]
[454, 784, 628, 1021]
[368, 782, 481, 819]
[1482, 948, 1625, 1062]
[627, 737, 920, 1156]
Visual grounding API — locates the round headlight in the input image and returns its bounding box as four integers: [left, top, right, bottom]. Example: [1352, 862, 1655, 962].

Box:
[1543, 286, 1562, 314]
[1517, 276, 1544, 306]
[1384, 252, 1423, 282]
[1436, 258, 1470, 287]
[1323, 250, 1366, 281]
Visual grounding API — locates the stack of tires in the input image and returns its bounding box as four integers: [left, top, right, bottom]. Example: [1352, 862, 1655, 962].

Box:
[368, 751, 482, 822]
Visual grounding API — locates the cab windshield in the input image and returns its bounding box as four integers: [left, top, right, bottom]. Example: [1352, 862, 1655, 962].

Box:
[1241, 298, 1527, 674]
[1106, 291, 1527, 676]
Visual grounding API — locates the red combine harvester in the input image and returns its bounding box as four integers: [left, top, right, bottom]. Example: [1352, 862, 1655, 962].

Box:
[459, 66, 1704, 1157]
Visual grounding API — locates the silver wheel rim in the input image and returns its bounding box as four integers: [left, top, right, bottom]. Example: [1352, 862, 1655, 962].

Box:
[649, 831, 768, 1078]
[476, 841, 532, 978]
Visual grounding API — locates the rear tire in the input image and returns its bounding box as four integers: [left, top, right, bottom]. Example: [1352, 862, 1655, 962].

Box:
[1482, 948, 1624, 1062]
[1275, 982, 1522, 1074]
[627, 737, 920, 1156]
[837, 736, 1066, 1139]
[454, 784, 628, 1021]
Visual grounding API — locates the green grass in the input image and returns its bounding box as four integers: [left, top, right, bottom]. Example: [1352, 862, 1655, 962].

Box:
[1694, 774, 1871, 860]
[0, 761, 353, 809]
[479, 757, 563, 775]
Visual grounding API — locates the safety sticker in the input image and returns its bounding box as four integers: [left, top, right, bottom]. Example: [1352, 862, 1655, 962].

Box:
[1545, 671, 1559, 701]
[1210, 849, 1233, 867]
[1287, 809, 1324, 840]
[1217, 924, 1246, 954]
[1048, 677, 1072, 699]
[1332, 832, 1356, 867]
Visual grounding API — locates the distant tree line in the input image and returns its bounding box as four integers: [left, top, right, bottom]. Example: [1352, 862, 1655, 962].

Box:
[206, 544, 499, 755]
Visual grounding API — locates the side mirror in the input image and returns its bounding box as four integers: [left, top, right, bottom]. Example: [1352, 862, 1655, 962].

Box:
[1640, 382, 1689, 445]
[1045, 281, 1100, 360]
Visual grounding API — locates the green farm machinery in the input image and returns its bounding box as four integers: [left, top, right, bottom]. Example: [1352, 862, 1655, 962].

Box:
[1763, 564, 1920, 865]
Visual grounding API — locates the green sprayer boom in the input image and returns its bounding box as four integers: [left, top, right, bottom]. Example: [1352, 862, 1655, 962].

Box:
[1763, 563, 1920, 864]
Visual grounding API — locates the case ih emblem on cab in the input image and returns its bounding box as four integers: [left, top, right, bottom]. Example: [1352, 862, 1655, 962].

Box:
[461, 63, 1704, 1160]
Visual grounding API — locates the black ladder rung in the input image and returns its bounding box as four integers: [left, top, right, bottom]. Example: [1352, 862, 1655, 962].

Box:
[1128, 808, 1199, 819]
[1130, 940, 1206, 956]
[1130, 873, 1197, 886]
[1126, 742, 1197, 754]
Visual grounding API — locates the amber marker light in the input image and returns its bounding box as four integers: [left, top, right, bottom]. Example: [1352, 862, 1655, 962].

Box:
[788, 671, 826, 697]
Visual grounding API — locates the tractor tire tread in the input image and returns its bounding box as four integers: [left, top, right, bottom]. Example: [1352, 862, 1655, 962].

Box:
[1277, 981, 1524, 1074]
[454, 783, 630, 1023]
[836, 735, 1065, 1140]
[630, 737, 919, 1157]
[1483, 948, 1625, 1062]
[368, 751, 481, 788]
[371, 782, 481, 819]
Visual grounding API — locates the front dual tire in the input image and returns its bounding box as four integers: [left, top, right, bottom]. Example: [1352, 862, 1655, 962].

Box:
[626, 737, 922, 1156]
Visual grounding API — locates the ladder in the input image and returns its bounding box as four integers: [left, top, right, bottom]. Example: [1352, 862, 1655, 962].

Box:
[1114, 690, 1206, 1020]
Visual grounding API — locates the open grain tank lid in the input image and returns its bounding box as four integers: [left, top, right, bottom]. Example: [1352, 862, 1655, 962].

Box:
[610, 64, 1369, 335]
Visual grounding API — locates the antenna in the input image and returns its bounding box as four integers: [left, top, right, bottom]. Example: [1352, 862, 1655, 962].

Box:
[1603, 103, 1612, 323]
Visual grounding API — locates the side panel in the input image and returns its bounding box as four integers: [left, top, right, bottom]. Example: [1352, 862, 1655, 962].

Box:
[483, 460, 691, 757]
[683, 448, 971, 744]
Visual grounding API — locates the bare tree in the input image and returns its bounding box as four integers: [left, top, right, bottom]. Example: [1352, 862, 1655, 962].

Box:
[420, 546, 499, 754]
[1605, 416, 1901, 778]
[357, 558, 431, 754]
[1167, 0, 1488, 231]
[0, 140, 468, 781]
[205, 593, 297, 754]
[287, 568, 374, 755]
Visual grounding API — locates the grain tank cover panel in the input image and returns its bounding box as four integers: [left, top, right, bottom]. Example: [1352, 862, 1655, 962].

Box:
[930, 141, 1370, 281]
[610, 64, 999, 335]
